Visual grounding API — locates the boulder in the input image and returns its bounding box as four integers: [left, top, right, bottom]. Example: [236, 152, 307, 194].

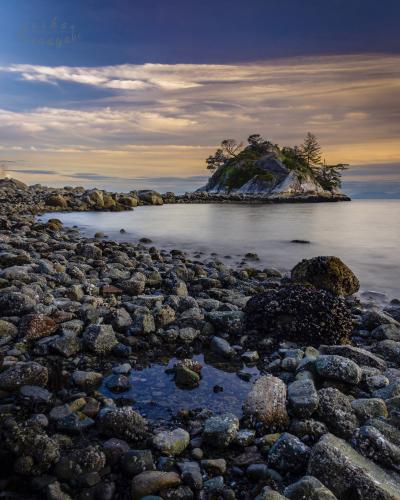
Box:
[19, 313, 57, 341]
[319, 345, 386, 371]
[315, 355, 362, 385]
[97, 407, 148, 441]
[45, 194, 68, 208]
[245, 285, 352, 345]
[82, 324, 118, 355]
[291, 256, 359, 296]
[316, 387, 358, 439]
[308, 433, 400, 499]
[138, 190, 163, 205]
[243, 375, 289, 429]
[131, 471, 180, 499]
[268, 433, 311, 473]
[352, 426, 400, 472]
[203, 413, 239, 448]
[0, 362, 48, 391]
[0, 291, 36, 315]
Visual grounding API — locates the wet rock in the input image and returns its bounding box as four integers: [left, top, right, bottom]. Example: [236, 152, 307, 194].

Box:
[351, 398, 388, 422]
[268, 433, 311, 473]
[203, 475, 224, 493]
[308, 433, 400, 499]
[210, 336, 235, 358]
[0, 319, 17, 336]
[175, 365, 200, 388]
[178, 461, 203, 490]
[49, 332, 80, 357]
[316, 387, 358, 439]
[20, 385, 52, 404]
[45, 193, 68, 208]
[72, 370, 103, 390]
[153, 428, 190, 456]
[122, 449, 154, 476]
[284, 475, 337, 499]
[319, 345, 387, 371]
[131, 471, 180, 500]
[105, 373, 131, 393]
[352, 425, 400, 472]
[97, 407, 148, 441]
[376, 340, 400, 363]
[19, 313, 57, 341]
[291, 256, 359, 296]
[3, 420, 60, 475]
[315, 355, 362, 385]
[203, 413, 239, 448]
[245, 286, 352, 346]
[288, 379, 319, 418]
[372, 324, 400, 341]
[0, 291, 36, 315]
[83, 324, 118, 355]
[46, 481, 72, 500]
[178, 327, 199, 343]
[138, 190, 164, 205]
[206, 310, 244, 335]
[201, 458, 227, 475]
[0, 361, 48, 391]
[243, 375, 289, 429]
[130, 312, 156, 335]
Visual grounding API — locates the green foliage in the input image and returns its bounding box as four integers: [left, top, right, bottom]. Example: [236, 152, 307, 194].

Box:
[225, 162, 274, 191]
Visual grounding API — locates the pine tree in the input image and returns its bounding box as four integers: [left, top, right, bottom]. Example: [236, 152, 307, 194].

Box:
[301, 132, 322, 167]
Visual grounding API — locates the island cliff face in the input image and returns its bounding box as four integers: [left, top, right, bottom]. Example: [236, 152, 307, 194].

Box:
[196, 151, 349, 201]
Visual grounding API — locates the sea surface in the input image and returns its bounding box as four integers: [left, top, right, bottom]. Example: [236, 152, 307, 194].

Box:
[41, 199, 400, 298]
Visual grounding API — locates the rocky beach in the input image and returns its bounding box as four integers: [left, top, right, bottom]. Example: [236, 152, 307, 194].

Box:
[1, 177, 400, 500]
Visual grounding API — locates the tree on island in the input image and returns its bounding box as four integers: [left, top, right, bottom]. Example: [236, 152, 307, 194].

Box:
[205, 132, 348, 192]
[301, 132, 322, 167]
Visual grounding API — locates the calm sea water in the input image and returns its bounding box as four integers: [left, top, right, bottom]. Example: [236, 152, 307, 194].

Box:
[41, 200, 400, 298]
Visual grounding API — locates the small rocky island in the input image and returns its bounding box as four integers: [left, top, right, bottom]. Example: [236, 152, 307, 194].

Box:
[190, 133, 350, 203]
[1, 177, 400, 500]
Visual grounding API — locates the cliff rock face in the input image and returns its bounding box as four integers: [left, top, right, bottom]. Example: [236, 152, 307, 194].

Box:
[197, 152, 341, 199]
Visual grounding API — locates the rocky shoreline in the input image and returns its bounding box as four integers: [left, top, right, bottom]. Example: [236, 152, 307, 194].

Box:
[1, 178, 400, 500]
[0, 178, 350, 218]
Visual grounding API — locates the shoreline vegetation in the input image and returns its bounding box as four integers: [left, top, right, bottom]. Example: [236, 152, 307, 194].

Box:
[1, 177, 400, 499]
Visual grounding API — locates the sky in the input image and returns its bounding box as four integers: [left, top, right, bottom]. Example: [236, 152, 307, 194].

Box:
[0, 0, 399, 196]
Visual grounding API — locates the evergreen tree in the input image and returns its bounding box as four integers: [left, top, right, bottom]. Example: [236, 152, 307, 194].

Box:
[301, 132, 322, 167]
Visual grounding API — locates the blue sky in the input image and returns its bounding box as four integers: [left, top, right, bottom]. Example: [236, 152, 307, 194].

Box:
[0, 0, 399, 195]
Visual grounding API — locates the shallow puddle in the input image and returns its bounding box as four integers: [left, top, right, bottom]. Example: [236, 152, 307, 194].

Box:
[101, 354, 259, 421]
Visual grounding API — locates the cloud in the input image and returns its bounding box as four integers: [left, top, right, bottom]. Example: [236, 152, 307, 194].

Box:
[1, 54, 400, 187]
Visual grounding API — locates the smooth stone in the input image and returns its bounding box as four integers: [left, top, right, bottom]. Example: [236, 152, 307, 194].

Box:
[315, 355, 362, 385]
[308, 433, 400, 499]
[152, 428, 190, 456]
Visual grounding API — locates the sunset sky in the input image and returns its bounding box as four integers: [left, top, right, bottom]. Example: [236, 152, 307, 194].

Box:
[0, 0, 399, 196]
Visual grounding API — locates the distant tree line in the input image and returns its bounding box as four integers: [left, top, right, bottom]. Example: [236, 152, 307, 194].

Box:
[205, 133, 348, 192]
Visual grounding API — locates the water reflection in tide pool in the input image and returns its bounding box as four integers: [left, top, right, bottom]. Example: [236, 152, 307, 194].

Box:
[100, 354, 259, 421]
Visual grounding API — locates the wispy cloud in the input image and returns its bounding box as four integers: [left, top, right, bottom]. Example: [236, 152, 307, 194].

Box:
[1, 54, 400, 187]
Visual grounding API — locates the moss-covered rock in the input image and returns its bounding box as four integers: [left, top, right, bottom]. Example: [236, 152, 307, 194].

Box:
[244, 285, 353, 346]
[291, 256, 359, 296]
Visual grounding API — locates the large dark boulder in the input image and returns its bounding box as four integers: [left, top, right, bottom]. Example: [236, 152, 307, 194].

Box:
[291, 256, 359, 296]
[245, 285, 353, 345]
